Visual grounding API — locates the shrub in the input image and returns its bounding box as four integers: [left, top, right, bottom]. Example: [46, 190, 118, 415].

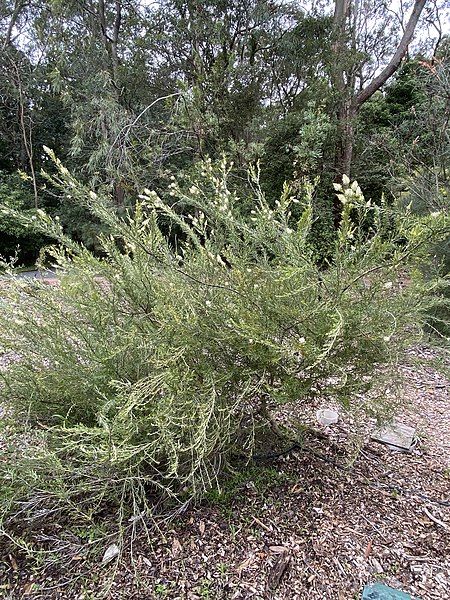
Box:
[0, 171, 46, 264]
[0, 155, 448, 536]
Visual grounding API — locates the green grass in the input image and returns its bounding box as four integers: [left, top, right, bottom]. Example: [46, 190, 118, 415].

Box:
[204, 465, 289, 508]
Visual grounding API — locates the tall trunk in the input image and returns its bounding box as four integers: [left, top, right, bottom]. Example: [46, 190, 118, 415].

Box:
[1, 0, 26, 52]
[354, 0, 427, 108]
[113, 181, 125, 207]
[97, 0, 123, 202]
[331, 0, 352, 178]
[13, 62, 38, 208]
[331, 0, 352, 223]
[335, 102, 355, 178]
[333, 102, 355, 225]
[331, 0, 428, 224]
[110, 1, 121, 87]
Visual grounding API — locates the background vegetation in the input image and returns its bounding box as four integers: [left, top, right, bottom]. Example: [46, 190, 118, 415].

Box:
[0, 0, 448, 263]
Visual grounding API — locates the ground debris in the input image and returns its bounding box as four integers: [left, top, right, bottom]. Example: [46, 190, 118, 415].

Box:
[1, 345, 449, 599]
[267, 549, 291, 591]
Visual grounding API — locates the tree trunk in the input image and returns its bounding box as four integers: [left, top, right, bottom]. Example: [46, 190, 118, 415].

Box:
[12, 60, 39, 208]
[333, 101, 355, 225]
[354, 0, 427, 108]
[1, 0, 25, 52]
[335, 102, 355, 178]
[332, 0, 428, 217]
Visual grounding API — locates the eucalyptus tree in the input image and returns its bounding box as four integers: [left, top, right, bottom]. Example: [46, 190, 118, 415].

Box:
[330, 0, 428, 180]
[0, 0, 447, 260]
[141, 0, 302, 161]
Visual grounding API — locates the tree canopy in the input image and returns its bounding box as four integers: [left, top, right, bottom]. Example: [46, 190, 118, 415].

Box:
[0, 0, 448, 261]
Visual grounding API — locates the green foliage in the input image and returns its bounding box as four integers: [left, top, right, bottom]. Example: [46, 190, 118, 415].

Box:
[291, 104, 333, 176]
[355, 47, 450, 205]
[260, 104, 335, 260]
[389, 48, 450, 339]
[0, 155, 448, 540]
[205, 466, 287, 507]
[0, 171, 46, 263]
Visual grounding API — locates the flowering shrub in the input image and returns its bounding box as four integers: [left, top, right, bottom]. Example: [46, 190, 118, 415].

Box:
[0, 153, 448, 530]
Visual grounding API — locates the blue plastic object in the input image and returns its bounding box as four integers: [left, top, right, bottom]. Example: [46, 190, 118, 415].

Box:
[362, 583, 416, 600]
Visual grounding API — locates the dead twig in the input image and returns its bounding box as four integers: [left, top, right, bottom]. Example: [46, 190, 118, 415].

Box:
[422, 506, 448, 530]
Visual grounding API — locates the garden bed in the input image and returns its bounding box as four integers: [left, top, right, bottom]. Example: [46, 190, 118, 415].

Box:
[1, 347, 448, 599]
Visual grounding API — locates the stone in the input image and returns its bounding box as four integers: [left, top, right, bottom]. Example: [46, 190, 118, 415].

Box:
[370, 421, 416, 451]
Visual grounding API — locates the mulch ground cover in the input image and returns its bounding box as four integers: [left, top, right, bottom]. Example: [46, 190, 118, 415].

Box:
[1, 347, 448, 599]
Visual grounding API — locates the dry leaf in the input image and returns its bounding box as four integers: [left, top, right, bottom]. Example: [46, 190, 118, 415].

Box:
[101, 543, 120, 564]
[198, 520, 206, 535]
[23, 582, 34, 596]
[236, 556, 254, 575]
[142, 556, 152, 568]
[172, 537, 182, 556]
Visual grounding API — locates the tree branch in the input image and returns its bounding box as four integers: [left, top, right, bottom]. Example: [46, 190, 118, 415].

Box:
[355, 0, 427, 108]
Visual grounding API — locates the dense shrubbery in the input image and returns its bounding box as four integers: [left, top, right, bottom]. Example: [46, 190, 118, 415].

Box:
[0, 155, 448, 536]
[0, 172, 47, 264]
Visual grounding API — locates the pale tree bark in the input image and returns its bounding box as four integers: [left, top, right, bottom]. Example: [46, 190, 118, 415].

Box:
[12, 61, 39, 208]
[96, 0, 124, 205]
[355, 0, 427, 107]
[333, 0, 428, 183]
[331, 0, 355, 181]
[110, 0, 122, 82]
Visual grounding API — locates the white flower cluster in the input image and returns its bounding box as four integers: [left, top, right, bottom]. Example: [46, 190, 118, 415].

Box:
[139, 189, 163, 208]
[211, 189, 233, 217]
[250, 204, 274, 223]
[188, 211, 207, 235]
[333, 175, 366, 207]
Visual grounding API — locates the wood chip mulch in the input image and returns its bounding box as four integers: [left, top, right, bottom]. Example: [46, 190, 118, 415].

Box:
[1, 347, 449, 600]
